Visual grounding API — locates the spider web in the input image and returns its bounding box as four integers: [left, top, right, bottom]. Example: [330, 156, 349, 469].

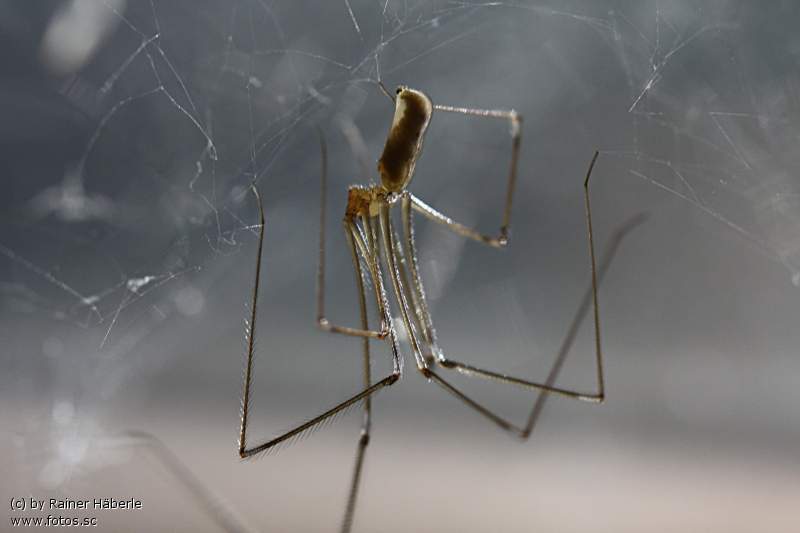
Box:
[3, 1, 800, 530]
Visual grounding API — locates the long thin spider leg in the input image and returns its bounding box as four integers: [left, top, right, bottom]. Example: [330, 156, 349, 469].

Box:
[120, 431, 256, 533]
[340, 216, 406, 533]
[238, 184, 265, 457]
[377, 203, 428, 370]
[410, 194, 506, 248]
[520, 212, 647, 438]
[340, 221, 373, 533]
[341, 430, 368, 533]
[396, 167, 645, 440]
[584, 150, 604, 400]
[378, 203, 527, 435]
[411, 104, 522, 248]
[401, 193, 442, 363]
[415, 152, 608, 403]
[317, 131, 389, 340]
[388, 221, 432, 360]
[424, 368, 526, 434]
[238, 343, 396, 458]
[351, 218, 398, 357]
[237, 188, 400, 459]
[338, 215, 404, 533]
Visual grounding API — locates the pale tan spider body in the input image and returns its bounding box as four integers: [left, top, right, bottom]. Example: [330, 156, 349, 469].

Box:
[239, 81, 608, 533]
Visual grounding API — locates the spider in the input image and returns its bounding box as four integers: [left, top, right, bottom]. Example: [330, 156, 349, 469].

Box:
[237, 85, 605, 532]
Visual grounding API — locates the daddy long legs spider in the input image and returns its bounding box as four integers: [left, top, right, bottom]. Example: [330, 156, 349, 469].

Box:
[237, 85, 609, 532]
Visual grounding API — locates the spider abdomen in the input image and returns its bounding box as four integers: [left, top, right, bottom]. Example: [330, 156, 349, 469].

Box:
[378, 87, 432, 192]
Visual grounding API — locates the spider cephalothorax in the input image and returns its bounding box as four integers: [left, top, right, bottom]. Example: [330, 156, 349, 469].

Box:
[345, 185, 390, 219]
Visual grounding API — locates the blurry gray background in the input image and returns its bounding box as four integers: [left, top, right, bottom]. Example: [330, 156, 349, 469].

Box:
[2, 1, 799, 532]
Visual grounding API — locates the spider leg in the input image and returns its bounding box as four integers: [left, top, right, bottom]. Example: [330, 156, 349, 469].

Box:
[341, 419, 369, 533]
[238, 187, 400, 459]
[340, 221, 378, 533]
[119, 431, 255, 533]
[383, 214, 430, 359]
[410, 103, 522, 248]
[377, 203, 428, 371]
[339, 214, 409, 533]
[399, 155, 644, 438]
[379, 202, 525, 434]
[410, 153, 607, 405]
[518, 212, 647, 437]
[399, 193, 442, 364]
[317, 131, 389, 340]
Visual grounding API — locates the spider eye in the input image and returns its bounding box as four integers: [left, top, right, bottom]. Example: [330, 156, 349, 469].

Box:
[395, 87, 403, 95]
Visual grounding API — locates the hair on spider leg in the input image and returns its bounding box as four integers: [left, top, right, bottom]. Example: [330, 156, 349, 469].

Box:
[242, 394, 376, 463]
